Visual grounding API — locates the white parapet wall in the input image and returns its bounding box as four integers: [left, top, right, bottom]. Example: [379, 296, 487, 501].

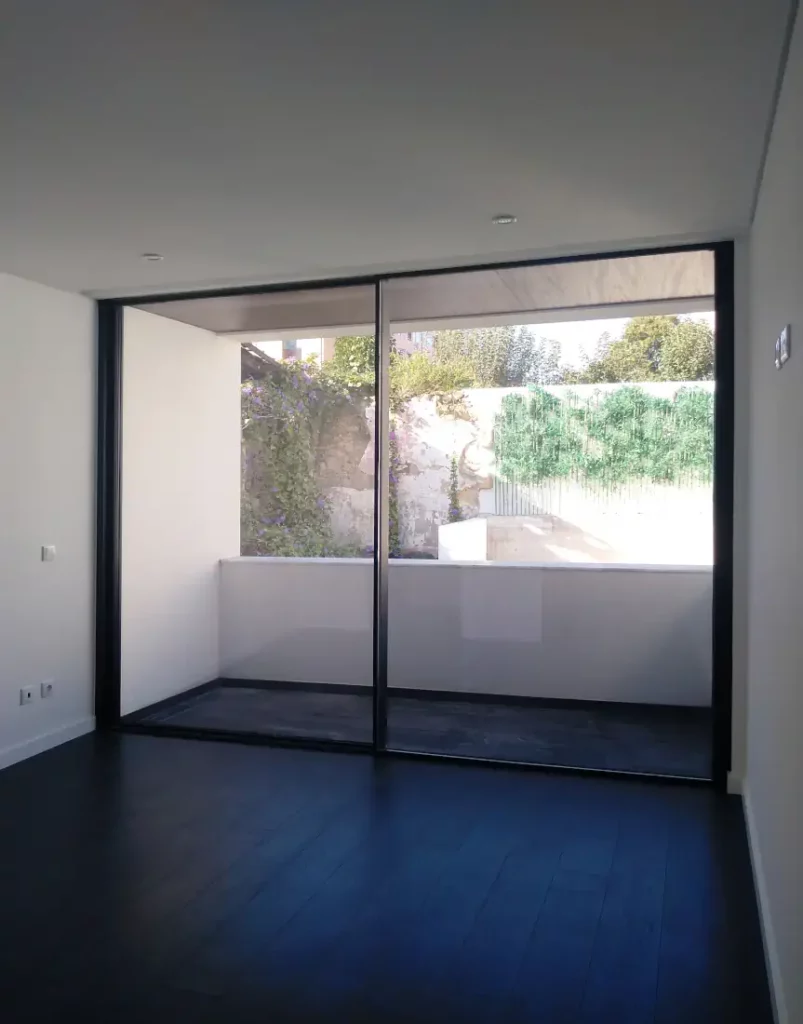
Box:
[219, 558, 713, 705]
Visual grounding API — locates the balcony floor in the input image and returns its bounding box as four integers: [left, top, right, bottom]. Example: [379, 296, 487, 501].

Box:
[133, 683, 712, 778]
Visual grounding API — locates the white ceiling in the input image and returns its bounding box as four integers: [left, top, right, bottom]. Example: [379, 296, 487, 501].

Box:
[0, 0, 791, 297]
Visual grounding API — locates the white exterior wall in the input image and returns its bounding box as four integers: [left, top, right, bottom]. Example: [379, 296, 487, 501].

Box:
[219, 559, 712, 706]
[744, 10, 803, 1023]
[0, 274, 95, 768]
[121, 308, 241, 715]
[219, 558, 374, 686]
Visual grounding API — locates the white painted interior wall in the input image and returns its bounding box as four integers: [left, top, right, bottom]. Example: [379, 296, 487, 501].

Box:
[219, 559, 712, 705]
[0, 274, 95, 768]
[744, 10, 803, 1024]
[121, 308, 241, 716]
[730, 236, 750, 792]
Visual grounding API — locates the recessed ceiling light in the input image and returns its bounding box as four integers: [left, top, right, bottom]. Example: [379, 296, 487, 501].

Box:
[492, 214, 517, 225]
[140, 252, 164, 262]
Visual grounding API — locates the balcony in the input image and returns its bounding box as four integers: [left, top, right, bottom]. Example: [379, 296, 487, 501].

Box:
[120, 254, 717, 778]
[126, 556, 712, 777]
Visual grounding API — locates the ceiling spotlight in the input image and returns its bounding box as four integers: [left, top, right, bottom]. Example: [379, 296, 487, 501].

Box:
[492, 214, 517, 225]
[140, 252, 164, 262]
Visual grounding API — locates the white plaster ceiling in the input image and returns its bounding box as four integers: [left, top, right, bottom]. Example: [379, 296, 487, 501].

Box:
[0, 0, 792, 297]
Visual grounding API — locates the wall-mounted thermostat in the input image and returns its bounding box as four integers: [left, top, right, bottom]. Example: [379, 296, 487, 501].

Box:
[776, 325, 791, 369]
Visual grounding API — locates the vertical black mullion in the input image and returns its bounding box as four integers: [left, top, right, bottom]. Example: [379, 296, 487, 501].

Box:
[712, 242, 735, 790]
[372, 282, 390, 750]
[95, 301, 124, 728]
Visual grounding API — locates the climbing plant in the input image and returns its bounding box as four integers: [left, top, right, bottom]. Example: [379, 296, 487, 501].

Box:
[494, 385, 714, 488]
[241, 364, 346, 556]
[388, 429, 402, 556]
[494, 388, 585, 484]
[447, 455, 464, 523]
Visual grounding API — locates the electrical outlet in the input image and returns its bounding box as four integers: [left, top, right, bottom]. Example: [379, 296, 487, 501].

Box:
[41, 680, 54, 699]
[20, 687, 35, 705]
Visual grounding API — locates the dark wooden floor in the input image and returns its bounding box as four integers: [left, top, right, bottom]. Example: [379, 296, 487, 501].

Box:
[134, 684, 712, 777]
[0, 733, 770, 1023]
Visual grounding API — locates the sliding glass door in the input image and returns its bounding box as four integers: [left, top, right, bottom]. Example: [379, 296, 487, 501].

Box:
[102, 244, 730, 781]
[119, 284, 378, 745]
[380, 251, 717, 777]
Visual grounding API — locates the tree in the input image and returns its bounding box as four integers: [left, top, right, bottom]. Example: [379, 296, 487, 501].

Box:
[433, 327, 511, 386]
[564, 315, 712, 384]
[322, 335, 374, 389]
[659, 319, 714, 381]
[389, 352, 474, 409]
[506, 328, 564, 385]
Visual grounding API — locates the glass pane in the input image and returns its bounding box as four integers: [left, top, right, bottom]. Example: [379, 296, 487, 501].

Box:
[120, 284, 377, 745]
[383, 253, 714, 777]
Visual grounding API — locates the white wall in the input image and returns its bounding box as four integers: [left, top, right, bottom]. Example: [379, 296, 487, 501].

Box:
[219, 558, 374, 686]
[730, 236, 750, 791]
[121, 308, 241, 715]
[745, 10, 803, 1024]
[219, 559, 712, 705]
[0, 274, 95, 768]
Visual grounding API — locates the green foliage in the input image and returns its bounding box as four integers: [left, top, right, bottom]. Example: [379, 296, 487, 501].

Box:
[241, 365, 342, 557]
[388, 430, 401, 556]
[494, 389, 584, 483]
[433, 326, 565, 387]
[565, 316, 714, 384]
[243, 314, 714, 558]
[447, 455, 464, 522]
[434, 327, 510, 386]
[659, 319, 714, 381]
[321, 335, 374, 389]
[390, 352, 474, 409]
[581, 387, 676, 485]
[505, 328, 564, 385]
[320, 335, 476, 409]
[494, 385, 714, 488]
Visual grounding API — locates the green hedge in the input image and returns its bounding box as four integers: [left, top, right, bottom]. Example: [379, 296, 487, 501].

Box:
[493, 386, 714, 488]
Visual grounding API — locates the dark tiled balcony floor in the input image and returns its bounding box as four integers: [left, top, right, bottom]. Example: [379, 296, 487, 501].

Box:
[134, 683, 712, 778]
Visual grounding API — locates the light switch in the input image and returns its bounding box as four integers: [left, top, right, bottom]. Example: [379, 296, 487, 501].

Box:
[41, 545, 56, 562]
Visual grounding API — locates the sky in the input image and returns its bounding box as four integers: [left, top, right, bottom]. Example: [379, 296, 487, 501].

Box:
[532, 312, 716, 369]
[256, 312, 717, 370]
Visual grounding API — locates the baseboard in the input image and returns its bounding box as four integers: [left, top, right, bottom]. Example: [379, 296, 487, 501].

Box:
[0, 717, 95, 772]
[727, 771, 742, 794]
[742, 784, 787, 1024]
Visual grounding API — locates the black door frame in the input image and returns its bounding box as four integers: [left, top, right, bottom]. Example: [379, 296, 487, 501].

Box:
[95, 241, 735, 789]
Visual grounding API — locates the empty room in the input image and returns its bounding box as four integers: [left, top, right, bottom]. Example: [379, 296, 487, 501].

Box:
[1, 2, 800, 1021]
